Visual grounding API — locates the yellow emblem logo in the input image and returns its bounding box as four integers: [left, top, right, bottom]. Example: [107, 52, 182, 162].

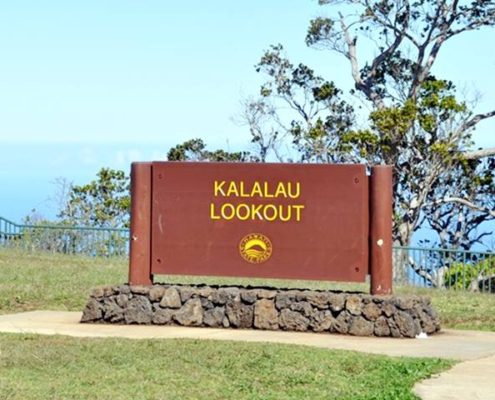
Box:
[239, 233, 272, 264]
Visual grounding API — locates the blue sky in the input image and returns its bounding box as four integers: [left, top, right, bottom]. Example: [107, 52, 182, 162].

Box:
[1, 1, 494, 223]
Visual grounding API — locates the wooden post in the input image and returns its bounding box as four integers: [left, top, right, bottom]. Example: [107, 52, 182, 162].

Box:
[369, 165, 393, 295]
[129, 162, 153, 286]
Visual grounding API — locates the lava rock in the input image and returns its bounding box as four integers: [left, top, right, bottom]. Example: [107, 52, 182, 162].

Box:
[160, 287, 182, 309]
[279, 309, 309, 331]
[346, 295, 363, 316]
[124, 296, 153, 324]
[226, 301, 253, 328]
[203, 307, 225, 327]
[174, 298, 203, 326]
[81, 299, 103, 322]
[254, 299, 279, 330]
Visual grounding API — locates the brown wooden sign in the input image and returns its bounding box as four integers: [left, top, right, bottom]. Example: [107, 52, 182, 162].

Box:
[129, 162, 393, 294]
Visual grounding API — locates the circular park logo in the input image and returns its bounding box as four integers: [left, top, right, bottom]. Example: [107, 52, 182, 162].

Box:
[239, 233, 273, 264]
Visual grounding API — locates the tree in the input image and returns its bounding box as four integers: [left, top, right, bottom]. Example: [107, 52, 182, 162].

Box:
[241, 0, 495, 254]
[55, 140, 248, 229]
[423, 156, 495, 250]
[59, 168, 130, 228]
[167, 138, 251, 162]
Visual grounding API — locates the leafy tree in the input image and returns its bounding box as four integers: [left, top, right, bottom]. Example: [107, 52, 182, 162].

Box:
[55, 141, 248, 230]
[241, 0, 495, 258]
[59, 168, 130, 228]
[167, 138, 251, 162]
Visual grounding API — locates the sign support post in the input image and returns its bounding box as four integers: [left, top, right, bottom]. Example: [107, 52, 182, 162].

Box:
[369, 165, 393, 295]
[129, 162, 153, 286]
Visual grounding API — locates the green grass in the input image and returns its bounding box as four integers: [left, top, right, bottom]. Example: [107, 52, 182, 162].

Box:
[419, 289, 495, 331]
[0, 248, 464, 398]
[0, 334, 452, 400]
[0, 249, 127, 312]
[1, 248, 494, 330]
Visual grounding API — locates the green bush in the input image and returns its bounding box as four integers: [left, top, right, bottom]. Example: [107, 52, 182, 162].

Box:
[444, 257, 495, 290]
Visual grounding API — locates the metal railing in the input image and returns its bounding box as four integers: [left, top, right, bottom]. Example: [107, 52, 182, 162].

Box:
[0, 216, 129, 257]
[393, 246, 494, 293]
[1, 216, 493, 292]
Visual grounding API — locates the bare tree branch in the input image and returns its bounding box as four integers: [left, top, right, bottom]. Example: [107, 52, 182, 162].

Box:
[428, 197, 495, 217]
[460, 109, 495, 131]
[447, 13, 495, 38]
[339, 13, 385, 109]
[361, 0, 421, 48]
[463, 147, 495, 160]
[410, 35, 448, 98]
[408, 256, 436, 286]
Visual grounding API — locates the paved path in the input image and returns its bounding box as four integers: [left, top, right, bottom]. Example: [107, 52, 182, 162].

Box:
[414, 355, 495, 400]
[1, 311, 494, 399]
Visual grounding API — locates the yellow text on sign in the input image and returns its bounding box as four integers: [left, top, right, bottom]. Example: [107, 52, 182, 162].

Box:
[214, 180, 300, 199]
[210, 203, 305, 222]
[210, 180, 305, 223]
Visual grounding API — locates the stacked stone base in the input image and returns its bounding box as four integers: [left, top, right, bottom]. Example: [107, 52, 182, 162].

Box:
[81, 284, 440, 338]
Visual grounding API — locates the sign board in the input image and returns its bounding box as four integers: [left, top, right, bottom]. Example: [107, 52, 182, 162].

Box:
[151, 162, 368, 281]
[129, 162, 393, 294]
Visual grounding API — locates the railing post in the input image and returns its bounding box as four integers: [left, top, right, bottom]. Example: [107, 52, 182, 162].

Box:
[369, 165, 393, 295]
[129, 162, 153, 286]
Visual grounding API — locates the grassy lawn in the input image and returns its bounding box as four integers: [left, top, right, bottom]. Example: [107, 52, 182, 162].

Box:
[0, 334, 452, 400]
[0, 249, 127, 313]
[1, 248, 494, 330]
[398, 287, 495, 331]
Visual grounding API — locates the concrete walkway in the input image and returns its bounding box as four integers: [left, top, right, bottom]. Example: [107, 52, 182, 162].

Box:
[1, 311, 494, 399]
[414, 355, 495, 400]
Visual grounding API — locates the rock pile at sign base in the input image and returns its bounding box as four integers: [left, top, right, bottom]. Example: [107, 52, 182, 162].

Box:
[81, 284, 441, 338]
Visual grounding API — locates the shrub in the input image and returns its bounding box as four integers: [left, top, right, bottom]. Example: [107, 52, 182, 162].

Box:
[444, 257, 495, 291]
